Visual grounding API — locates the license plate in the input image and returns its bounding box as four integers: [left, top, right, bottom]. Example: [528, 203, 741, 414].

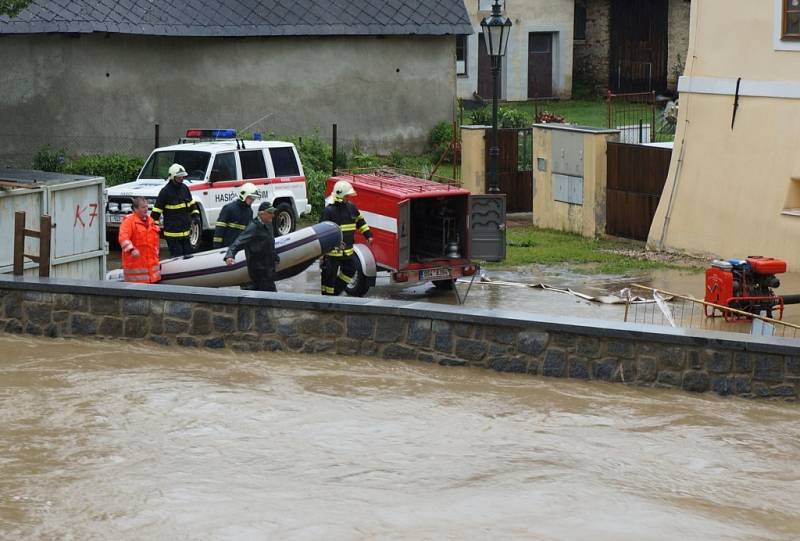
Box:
[106, 214, 123, 224]
[420, 267, 452, 281]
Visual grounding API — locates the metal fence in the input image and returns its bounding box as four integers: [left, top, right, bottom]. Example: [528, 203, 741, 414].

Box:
[624, 284, 800, 339]
[607, 91, 676, 144]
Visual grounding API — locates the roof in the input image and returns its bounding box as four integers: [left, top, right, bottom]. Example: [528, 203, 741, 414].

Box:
[158, 140, 295, 152]
[0, 0, 473, 37]
[333, 172, 470, 198]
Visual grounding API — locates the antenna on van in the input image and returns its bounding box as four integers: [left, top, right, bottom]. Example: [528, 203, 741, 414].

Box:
[237, 111, 274, 136]
[236, 139, 240, 150]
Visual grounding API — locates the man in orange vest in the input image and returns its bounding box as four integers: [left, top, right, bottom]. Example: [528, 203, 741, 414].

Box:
[119, 197, 161, 283]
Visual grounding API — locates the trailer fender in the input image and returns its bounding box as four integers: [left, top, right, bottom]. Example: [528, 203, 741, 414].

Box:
[353, 243, 377, 283]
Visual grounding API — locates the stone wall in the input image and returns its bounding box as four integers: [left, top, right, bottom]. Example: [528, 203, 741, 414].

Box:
[1, 276, 798, 400]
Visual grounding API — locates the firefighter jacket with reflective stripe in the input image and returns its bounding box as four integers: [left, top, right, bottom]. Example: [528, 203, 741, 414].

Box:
[213, 199, 253, 248]
[119, 213, 161, 283]
[320, 200, 372, 257]
[224, 218, 280, 281]
[150, 180, 199, 238]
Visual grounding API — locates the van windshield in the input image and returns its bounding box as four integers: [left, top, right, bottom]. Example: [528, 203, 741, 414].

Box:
[139, 151, 211, 181]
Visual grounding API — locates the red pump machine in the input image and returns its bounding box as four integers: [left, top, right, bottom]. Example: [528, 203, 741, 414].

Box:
[704, 256, 800, 320]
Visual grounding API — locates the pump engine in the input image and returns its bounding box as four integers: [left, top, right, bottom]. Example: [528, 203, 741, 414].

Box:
[704, 256, 800, 320]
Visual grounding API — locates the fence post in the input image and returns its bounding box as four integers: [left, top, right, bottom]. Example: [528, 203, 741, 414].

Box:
[332, 123, 338, 176]
[13, 211, 25, 276]
[39, 215, 52, 278]
[154, 123, 160, 149]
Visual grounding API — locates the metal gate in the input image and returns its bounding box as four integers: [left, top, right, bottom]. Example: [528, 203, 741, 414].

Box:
[606, 142, 671, 241]
[485, 128, 533, 213]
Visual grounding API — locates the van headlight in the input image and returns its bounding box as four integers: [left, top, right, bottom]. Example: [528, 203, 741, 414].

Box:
[107, 202, 119, 212]
[120, 203, 132, 212]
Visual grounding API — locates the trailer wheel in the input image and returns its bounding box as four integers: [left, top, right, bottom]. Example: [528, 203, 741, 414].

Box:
[345, 256, 371, 297]
[433, 279, 455, 290]
[273, 202, 296, 237]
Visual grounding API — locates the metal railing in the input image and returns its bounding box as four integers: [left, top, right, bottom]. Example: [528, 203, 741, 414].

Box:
[624, 284, 800, 339]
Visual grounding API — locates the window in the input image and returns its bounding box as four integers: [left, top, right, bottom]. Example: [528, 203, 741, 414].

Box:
[574, 2, 587, 41]
[210, 153, 236, 182]
[139, 151, 210, 181]
[456, 35, 467, 76]
[240, 150, 268, 179]
[784, 0, 800, 40]
[479, 0, 503, 12]
[269, 147, 300, 177]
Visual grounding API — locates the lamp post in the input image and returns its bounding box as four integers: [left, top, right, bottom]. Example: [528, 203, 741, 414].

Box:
[480, 0, 512, 194]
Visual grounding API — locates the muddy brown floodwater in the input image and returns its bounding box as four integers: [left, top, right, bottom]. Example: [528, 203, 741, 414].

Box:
[1, 334, 799, 540]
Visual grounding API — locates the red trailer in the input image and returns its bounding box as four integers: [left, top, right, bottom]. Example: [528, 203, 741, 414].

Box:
[324, 171, 490, 296]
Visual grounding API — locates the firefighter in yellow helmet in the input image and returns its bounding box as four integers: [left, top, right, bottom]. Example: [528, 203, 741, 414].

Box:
[150, 163, 200, 257]
[213, 182, 257, 248]
[319, 180, 372, 295]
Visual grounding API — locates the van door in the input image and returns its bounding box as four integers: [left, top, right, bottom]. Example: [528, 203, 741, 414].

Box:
[469, 194, 506, 262]
[398, 199, 410, 269]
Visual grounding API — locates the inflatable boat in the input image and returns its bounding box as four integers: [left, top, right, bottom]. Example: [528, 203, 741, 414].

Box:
[107, 221, 341, 287]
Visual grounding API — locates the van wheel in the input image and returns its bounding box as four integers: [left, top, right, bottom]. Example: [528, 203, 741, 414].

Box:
[189, 215, 203, 252]
[273, 202, 296, 237]
[433, 279, 455, 290]
[345, 256, 371, 297]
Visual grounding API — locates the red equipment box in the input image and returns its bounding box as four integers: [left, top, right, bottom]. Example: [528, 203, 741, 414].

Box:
[746, 256, 786, 275]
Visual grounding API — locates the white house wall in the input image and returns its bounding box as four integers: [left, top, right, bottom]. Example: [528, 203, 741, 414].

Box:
[0, 34, 457, 166]
[457, 0, 574, 101]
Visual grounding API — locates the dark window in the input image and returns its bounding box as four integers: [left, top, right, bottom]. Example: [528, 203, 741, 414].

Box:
[210, 153, 237, 182]
[139, 151, 210, 181]
[456, 35, 467, 76]
[574, 2, 587, 41]
[240, 150, 268, 179]
[269, 147, 300, 177]
[784, 0, 800, 40]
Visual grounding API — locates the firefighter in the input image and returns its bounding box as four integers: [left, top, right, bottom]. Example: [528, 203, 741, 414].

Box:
[213, 182, 257, 248]
[224, 201, 280, 292]
[118, 197, 161, 283]
[319, 180, 372, 295]
[151, 163, 199, 257]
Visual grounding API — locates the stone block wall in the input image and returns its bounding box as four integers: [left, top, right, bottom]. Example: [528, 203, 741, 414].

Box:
[1, 277, 798, 400]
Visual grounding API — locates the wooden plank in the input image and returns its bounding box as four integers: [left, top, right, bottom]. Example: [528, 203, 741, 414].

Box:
[13, 212, 25, 275]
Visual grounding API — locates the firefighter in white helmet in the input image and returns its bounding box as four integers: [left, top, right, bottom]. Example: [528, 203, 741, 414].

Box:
[319, 179, 372, 295]
[213, 182, 258, 248]
[151, 163, 199, 257]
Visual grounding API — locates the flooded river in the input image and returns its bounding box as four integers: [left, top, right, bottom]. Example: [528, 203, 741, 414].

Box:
[1, 334, 799, 540]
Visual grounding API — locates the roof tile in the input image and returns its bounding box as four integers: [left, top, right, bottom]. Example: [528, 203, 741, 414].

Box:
[0, 0, 472, 36]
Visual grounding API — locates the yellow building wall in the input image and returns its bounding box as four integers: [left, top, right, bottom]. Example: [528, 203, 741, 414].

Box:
[647, 0, 800, 267]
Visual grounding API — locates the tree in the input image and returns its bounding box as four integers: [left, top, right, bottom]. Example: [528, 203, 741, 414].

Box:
[0, 0, 32, 18]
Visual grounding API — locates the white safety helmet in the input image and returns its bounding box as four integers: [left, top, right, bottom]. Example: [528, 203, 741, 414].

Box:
[239, 182, 258, 201]
[332, 180, 356, 202]
[167, 163, 188, 181]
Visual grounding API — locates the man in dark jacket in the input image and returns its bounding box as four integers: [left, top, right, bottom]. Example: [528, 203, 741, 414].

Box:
[319, 180, 372, 295]
[151, 163, 199, 257]
[213, 182, 257, 248]
[224, 201, 280, 292]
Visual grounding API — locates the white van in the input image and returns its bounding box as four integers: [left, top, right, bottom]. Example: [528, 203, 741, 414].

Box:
[106, 129, 310, 250]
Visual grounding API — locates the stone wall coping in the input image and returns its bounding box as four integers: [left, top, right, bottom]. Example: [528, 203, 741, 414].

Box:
[3, 275, 800, 355]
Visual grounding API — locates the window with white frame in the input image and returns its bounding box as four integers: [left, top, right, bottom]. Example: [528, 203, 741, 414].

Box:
[784, 0, 800, 39]
[479, 0, 503, 12]
[456, 35, 467, 76]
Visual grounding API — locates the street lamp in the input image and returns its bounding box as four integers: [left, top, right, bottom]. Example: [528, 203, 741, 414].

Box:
[480, 0, 512, 194]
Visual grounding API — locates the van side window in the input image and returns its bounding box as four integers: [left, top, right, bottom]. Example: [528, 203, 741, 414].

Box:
[210, 152, 236, 182]
[240, 150, 268, 179]
[269, 147, 300, 177]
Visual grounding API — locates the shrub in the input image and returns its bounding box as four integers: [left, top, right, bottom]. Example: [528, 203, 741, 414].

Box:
[305, 169, 329, 219]
[62, 154, 144, 186]
[428, 121, 454, 163]
[32, 146, 67, 172]
[469, 106, 532, 128]
[289, 132, 332, 175]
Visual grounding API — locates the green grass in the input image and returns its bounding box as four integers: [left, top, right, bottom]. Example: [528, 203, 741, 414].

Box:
[486, 226, 702, 275]
[509, 99, 608, 128]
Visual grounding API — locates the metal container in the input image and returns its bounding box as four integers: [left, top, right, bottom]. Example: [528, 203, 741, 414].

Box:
[0, 170, 106, 280]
